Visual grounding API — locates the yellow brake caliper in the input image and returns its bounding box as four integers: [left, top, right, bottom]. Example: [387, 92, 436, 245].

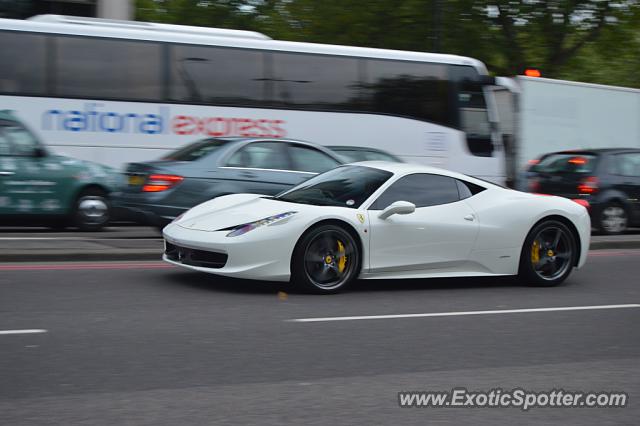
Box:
[336, 240, 347, 273]
[531, 240, 540, 264]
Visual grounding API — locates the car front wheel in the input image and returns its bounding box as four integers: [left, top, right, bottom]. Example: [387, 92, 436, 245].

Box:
[291, 224, 360, 294]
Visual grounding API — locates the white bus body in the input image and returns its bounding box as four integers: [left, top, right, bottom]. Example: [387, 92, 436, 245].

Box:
[0, 15, 505, 183]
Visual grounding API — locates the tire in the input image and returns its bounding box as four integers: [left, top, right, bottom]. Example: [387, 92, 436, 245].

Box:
[73, 188, 110, 232]
[597, 202, 628, 235]
[291, 224, 361, 294]
[519, 219, 577, 287]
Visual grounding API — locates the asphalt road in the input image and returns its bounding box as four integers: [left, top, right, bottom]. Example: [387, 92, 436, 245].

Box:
[1, 251, 639, 425]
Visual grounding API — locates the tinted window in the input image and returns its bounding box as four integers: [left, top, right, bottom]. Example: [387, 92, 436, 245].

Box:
[288, 144, 340, 173]
[370, 173, 460, 209]
[162, 139, 228, 161]
[532, 153, 598, 174]
[226, 142, 288, 170]
[277, 165, 392, 208]
[456, 179, 486, 199]
[170, 45, 265, 104]
[610, 153, 640, 177]
[0, 128, 12, 156]
[451, 65, 493, 157]
[55, 37, 162, 100]
[2, 123, 40, 156]
[270, 53, 360, 109]
[0, 32, 47, 95]
[362, 60, 450, 125]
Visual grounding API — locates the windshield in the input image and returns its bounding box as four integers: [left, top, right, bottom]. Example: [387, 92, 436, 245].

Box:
[532, 153, 598, 174]
[162, 138, 228, 161]
[276, 165, 392, 208]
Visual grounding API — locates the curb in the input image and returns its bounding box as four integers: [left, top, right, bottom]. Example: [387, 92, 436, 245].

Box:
[589, 240, 640, 251]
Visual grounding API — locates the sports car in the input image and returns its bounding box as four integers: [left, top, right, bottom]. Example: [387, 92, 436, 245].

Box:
[162, 162, 590, 293]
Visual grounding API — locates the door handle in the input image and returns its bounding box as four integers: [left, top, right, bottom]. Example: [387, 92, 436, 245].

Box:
[0, 171, 15, 176]
[464, 214, 475, 221]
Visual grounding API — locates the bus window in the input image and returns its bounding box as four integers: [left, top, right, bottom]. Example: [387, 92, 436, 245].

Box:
[270, 53, 360, 110]
[362, 60, 451, 126]
[0, 32, 47, 95]
[169, 45, 266, 105]
[451, 65, 493, 157]
[55, 36, 162, 101]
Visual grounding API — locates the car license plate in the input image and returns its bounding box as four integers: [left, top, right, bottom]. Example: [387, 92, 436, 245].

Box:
[128, 175, 145, 186]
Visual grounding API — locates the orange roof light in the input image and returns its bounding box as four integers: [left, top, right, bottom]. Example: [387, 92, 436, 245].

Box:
[568, 156, 587, 165]
[524, 68, 541, 78]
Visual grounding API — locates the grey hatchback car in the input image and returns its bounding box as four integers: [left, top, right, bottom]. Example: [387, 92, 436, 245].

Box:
[115, 138, 344, 228]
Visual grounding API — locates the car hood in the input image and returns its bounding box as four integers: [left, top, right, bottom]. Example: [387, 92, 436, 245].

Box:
[176, 194, 300, 232]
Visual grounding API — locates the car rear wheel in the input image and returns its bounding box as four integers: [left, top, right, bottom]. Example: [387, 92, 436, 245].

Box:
[73, 188, 110, 232]
[597, 203, 628, 235]
[291, 224, 360, 294]
[519, 220, 576, 287]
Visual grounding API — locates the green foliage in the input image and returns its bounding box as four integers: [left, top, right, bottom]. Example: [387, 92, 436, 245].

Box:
[135, 0, 640, 88]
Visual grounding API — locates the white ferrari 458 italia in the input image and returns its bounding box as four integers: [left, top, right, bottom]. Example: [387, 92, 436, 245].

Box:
[163, 162, 590, 293]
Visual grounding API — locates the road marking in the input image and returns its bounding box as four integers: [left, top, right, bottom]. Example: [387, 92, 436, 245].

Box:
[288, 304, 640, 323]
[0, 329, 47, 335]
[0, 262, 172, 271]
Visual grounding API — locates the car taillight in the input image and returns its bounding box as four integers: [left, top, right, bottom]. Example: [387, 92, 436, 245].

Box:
[142, 174, 184, 192]
[577, 176, 598, 194]
[528, 177, 540, 193]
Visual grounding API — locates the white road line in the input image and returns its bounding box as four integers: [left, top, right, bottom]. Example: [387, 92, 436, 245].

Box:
[288, 304, 640, 323]
[0, 329, 47, 335]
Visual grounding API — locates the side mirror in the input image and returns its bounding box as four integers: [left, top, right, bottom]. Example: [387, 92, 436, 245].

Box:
[33, 146, 48, 158]
[378, 201, 415, 220]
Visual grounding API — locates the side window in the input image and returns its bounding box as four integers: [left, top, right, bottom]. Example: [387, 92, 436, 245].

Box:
[612, 153, 640, 177]
[169, 45, 265, 104]
[3, 124, 40, 156]
[362, 60, 450, 126]
[456, 179, 486, 199]
[0, 32, 47, 95]
[451, 65, 493, 157]
[288, 145, 340, 173]
[270, 53, 360, 110]
[226, 142, 288, 170]
[0, 129, 11, 156]
[55, 36, 162, 101]
[369, 174, 460, 210]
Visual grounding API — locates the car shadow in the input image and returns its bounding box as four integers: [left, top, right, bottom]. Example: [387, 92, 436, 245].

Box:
[163, 269, 522, 295]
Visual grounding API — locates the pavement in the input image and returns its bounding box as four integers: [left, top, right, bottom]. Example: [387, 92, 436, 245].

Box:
[1, 226, 640, 262]
[1, 250, 639, 425]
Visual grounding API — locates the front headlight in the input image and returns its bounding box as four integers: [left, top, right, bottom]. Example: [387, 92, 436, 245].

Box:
[224, 211, 297, 237]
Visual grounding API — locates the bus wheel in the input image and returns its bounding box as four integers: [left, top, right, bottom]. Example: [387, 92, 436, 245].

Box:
[73, 188, 110, 232]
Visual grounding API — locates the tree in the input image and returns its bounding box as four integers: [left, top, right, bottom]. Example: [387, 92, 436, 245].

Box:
[135, 0, 640, 87]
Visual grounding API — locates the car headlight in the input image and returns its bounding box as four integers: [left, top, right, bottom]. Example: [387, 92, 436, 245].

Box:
[224, 211, 297, 237]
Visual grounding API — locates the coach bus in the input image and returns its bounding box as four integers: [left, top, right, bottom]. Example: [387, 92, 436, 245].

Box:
[0, 14, 505, 183]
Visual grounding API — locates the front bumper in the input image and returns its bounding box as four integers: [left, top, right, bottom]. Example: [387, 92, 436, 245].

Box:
[162, 222, 295, 282]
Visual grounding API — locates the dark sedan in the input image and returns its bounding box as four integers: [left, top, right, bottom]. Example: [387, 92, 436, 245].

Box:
[527, 148, 640, 234]
[115, 138, 344, 228]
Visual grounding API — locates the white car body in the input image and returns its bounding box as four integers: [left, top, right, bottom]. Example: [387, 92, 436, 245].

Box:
[163, 162, 590, 282]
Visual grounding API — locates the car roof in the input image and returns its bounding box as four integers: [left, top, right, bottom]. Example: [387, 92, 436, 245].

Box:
[327, 146, 387, 152]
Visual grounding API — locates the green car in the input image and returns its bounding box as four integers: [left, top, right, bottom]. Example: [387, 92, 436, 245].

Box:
[0, 110, 122, 231]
